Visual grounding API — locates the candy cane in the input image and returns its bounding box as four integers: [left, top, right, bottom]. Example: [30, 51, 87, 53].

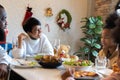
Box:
[45, 23, 50, 32]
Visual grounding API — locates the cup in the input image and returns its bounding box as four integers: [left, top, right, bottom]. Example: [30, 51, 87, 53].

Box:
[12, 48, 24, 59]
[95, 56, 108, 69]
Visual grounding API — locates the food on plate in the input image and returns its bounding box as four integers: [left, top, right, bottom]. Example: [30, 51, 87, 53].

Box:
[28, 62, 37, 66]
[35, 55, 62, 68]
[74, 70, 98, 78]
[63, 60, 93, 71]
[87, 72, 97, 76]
[34, 55, 43, 61]
[63, 59, 93, 66]
[15, 60, 38, 68]
[42, 55, 60, 63]
[112, 63, 120, 72]
[69, 55, 79, 61]
[34, 55, 61, 63]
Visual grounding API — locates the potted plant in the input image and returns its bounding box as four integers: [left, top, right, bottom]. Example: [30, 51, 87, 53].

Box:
[75, 16, 104, 62]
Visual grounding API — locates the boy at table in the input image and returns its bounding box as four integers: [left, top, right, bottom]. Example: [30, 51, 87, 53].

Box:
[0, 4, 12, 79]
[12, 17, 54, 58]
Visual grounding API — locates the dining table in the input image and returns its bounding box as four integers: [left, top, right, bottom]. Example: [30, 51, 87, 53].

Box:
[9, 58, 113, 80]
[9, 58, 64, 80]
[10, 67, 62, 80]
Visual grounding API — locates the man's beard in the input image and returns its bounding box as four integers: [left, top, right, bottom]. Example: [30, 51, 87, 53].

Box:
[0, 29, 5, 41]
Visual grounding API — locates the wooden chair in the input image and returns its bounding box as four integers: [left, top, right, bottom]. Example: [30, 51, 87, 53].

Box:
[0, 43, 13, 57]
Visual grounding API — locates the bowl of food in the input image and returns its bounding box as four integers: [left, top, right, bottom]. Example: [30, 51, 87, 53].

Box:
[63, 59, 93, 71]
[34, 55, 62, 68]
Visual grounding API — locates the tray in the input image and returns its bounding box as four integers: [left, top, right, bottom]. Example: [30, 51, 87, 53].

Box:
[74, 70, 100, 80]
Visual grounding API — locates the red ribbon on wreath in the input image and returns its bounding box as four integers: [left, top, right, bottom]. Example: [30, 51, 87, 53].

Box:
[57, 18, 70, 30]
[57, 9, 72, 31]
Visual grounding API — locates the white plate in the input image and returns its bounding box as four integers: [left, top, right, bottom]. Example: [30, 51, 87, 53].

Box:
[13, 59, 40, 68]
[14, 64, 36, 68]
[97, 68, 113, 77]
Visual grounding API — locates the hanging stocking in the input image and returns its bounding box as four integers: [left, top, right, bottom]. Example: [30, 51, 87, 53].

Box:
[22, 6, 33, 26]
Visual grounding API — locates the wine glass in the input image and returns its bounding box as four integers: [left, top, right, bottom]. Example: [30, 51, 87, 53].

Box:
[12, 36, 27, 60]
[53, 39, 60, 54]
[12, 36, 18, 48]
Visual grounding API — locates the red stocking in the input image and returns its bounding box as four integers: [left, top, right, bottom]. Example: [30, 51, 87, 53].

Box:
[22, 6, 33, 26]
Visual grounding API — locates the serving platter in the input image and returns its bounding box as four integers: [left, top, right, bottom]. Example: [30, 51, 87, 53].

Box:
[95, 68, 113, 77]
[74, 76, 100, 80]
[73, 70, 100, 80]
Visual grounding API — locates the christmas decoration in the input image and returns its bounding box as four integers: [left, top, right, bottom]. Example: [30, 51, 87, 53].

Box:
[45, 23, 50, 32]
[57, 9, 72, 31]
[45, 7, 53, 17]
[22, 6, 33, 26]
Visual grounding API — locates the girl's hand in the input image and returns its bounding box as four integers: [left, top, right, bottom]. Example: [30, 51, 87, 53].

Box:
[61, 68, 75, 80]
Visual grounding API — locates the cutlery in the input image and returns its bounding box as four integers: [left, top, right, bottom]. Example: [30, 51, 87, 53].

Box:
[16, 60, 25, 66]
[93, 69, 104, 78]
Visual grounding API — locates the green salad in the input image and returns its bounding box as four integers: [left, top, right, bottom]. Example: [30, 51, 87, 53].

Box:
[63, 60, 93, 66]
[34, 55, 43, 60]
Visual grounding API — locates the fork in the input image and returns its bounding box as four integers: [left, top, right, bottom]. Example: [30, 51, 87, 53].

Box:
[16, 60, 24, 66]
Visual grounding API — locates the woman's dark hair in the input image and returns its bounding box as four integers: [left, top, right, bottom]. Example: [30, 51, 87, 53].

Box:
[104, 12, 119, 29]
[112, 18, 120, 44]
[115, 0, 120, 11]
[112, 27, 120, 44]
[23, 17, 41, 33]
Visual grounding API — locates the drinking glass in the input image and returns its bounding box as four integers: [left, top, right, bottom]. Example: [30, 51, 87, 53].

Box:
[53, 39, 60, 54]
[95, 56, 108, 69]
[12, 36, 18, 48]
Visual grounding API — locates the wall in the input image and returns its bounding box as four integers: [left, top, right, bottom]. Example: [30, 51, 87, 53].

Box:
[0, 0, 90, 54]
[94, 0, 119, 22]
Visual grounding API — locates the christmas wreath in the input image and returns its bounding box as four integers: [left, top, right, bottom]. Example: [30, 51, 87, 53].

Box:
[57, 9, 72, 31]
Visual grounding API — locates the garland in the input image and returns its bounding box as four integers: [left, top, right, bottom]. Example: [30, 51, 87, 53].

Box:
[57, 9, 72, 31]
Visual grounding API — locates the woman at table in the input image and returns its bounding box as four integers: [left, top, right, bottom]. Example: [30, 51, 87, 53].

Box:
[98, 12, 119, 68]
[101, 17, 120, 80]
[12, 17, 54, 58]
[61, 12, 119, 80]
[0, 4, 12, 79]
